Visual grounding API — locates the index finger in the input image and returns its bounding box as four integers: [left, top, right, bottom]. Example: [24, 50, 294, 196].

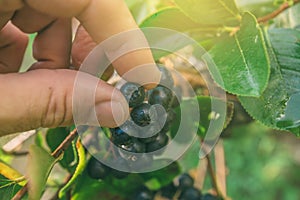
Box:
[26, 0, 161, 89]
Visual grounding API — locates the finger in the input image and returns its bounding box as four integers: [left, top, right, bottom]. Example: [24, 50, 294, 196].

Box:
[77, 0, 161, 89]
[0, 22, 28, 73]
[0, 69, 129, 136]
[30, 18, 72, 70]
[0, 0, 24, 12]
[11, 4, 55, 33]
[71, 25, 114, 81]
[24, 0, 161, 89]
[0, 0, 24, 29]
[0, 12, 14, 29]
[71, 25, 96, 69]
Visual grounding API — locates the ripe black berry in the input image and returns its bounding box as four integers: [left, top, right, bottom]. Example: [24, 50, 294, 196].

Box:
[110, 127, 132, 145]
[130, 153, 153, 170]
[158, 66, 174, 88]
[120, 82, 145, 107]
[148, 85, 173, 110]
[120, 138, 146, 153]
[202, 193, 221, 200]
[133, 187, 154, 200]
[146, 132, 169, 153]
[138, 133, 158, 144]
[160, 182, 177, 199]
[110, 157, 130, 179]
[178, 173, 194, 190]
[179, 187, 202, 200]
[86, 157, 110, 180]
[161, 109, 177, 133]
[131, 103, 157, 127]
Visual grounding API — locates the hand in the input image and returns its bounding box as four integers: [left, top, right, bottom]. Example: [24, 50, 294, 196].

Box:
[0, 0, 161, 136]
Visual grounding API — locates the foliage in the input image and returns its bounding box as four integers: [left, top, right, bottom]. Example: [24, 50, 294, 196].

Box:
[1, 0, 300, 199]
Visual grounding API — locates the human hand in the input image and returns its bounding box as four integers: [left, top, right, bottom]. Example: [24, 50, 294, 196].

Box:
[0, 0, 161, 136]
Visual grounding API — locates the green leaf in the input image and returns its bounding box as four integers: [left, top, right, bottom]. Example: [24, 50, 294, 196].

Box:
[72, 171, 142, 200]
[239, 28, 300, 135]
[46, 127, 77, 172]
[174, 0, 241, 26]
[140, 7, 202, 31]
[140, 7, 220, 50]
[58, 140, 86, 198]
[0, 174, 22, 200]
[207, 12, 270, 96]
[236, 0, 277, 18]
[0, 162, 25, 186]
[141, 161, 180, 190]
[27, 145, 57, 200]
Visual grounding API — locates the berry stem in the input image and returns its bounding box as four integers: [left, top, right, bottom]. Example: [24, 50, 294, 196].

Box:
[257, 0, 300, 23]
[12, 128, 78, 200]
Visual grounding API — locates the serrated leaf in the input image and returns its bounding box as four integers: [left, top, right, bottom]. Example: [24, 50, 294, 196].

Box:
[46, 128, 76, 172]
[236, 0, 277, 18]
[58, 140, 86, 198]
[140, 7, 220, 50]
[239, 28, 300, 135]
[140, 7, 201, 31]
[207, 12, 270, 96]
[174, 0, 241, 26]
[27, 145, 57, 200]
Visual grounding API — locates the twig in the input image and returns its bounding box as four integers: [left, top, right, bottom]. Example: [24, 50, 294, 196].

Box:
[258, 0, 300, 23]
[205, 153, 223, 198]
[12, 128, 78, 200]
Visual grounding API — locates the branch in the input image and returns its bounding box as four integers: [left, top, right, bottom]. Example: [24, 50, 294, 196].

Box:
[11, 128, 78, 200]
[258, 0, 300, 23]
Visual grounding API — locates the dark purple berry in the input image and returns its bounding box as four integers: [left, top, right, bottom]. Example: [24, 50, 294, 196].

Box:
[131, 103, 157, 127]
[133, 187, 154, 200]
[120, 138, 146, 153]
[203, 193, 221, 200]
[179, 187, 202, 200]
[178, 173, 194, 190]
[120, 82, 145, 107]
[110, 157, 130, 179]
[158, 66, 174, 88]
[148, 85, 173, 110]
[86, 157, 110, 180]
[146, 132, 169, 153]
[160, 182, 177, 199]
[110, 127, 132, 145]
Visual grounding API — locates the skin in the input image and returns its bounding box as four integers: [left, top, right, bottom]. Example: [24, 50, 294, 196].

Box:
[0, 0, 161, 136]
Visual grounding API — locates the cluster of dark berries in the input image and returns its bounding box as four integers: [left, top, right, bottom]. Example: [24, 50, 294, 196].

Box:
[133, 173, 222, 200]
[86, 66, 181, 178]
[109, 66, 181, 167]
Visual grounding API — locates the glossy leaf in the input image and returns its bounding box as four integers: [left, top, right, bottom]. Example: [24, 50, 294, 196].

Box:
[0, 175, 22, 200]
[240, 28, 300, 135]
[46, 127, 77, 172]
[207, 12, 270, 96]
[140, 7, 220, 49]
[174, 0, 241, 26]
[0, 162, 25, 186]
[27, 145, 57, 200]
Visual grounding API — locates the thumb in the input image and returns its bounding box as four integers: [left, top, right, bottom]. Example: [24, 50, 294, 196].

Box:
[0, 69, 129, 136]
